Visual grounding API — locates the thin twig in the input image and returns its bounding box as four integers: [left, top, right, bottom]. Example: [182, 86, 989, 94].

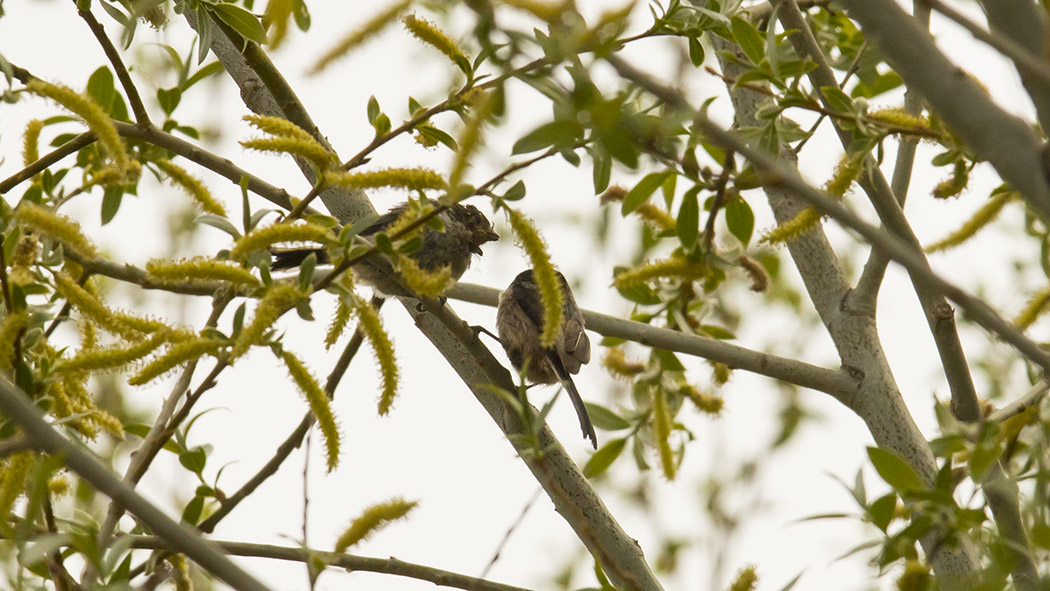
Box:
[0, 132, 97, 195]
[75, 4, 151, 124]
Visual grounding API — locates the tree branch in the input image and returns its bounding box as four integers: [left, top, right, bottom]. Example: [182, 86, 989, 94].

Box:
[0, 376, 271, 591]
[447, 282, 857, 403]
[0, 132, 97, 195]
[76, 3, 151, 125]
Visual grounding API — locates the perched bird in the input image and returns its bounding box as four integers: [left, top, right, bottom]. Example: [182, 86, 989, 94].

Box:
[496, 269, 596, 449]
[272, 200, 499, 297]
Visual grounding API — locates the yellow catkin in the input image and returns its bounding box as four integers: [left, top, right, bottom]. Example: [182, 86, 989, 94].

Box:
[84, 160, 141, 188]
[1013, 285, 1050, 331]
[682, 385, 723, 415]
[0, 451, 35, 518]
[0, 311, 29, 371]
[867, 108, 931, 131]
[402, 14, 468, 67]
[506, 209, 562, 347]
[15, 202, 99, 257]
[612, 256, 708, 288]
[146, 257, 259, 287]
[932, 161, 969, 199]
[231, 283, 305, 359]
[23, 119, 44, 167]
[230, 222, 337, 261]
[925, 191, 1016, 253]
[353, 296, 399, 415]
[651, 388, 676, 480]
[712, 362, 731, 385]
[57, 332, 168, 373]
[309, 0, 411, 74]
[448, 92, 494, 189]
[128, 337, 225, 386]
[61, 373, 125, 438]
[25, 80, 128, 171]
[49, 380, 91, 437]
[154, 159, 227, 216]
[396, 255, 454, 297]
[325, 297, 353, 350]
[760, 207, 822, 244]
[602, 348, 646, 380]
[323, 168, 447, 191]
[243, 114, 316, 143]
[240, 136, 336, 171]
[825, 153, 864, 198]
[635, 203, 677, 231]
[11, 234, 39, 269]
[728, 565, 758, 591]
[281, 350, 341, 471]
[334, 498, 418, 553]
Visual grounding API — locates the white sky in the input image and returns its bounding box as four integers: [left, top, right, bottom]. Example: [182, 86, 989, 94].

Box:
[0, 1, 1041, 590]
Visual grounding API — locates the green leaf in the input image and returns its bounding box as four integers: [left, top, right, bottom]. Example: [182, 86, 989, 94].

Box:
[292, 0, 311, 30]
[868, 492, 897, 532]
[503, 180, 526, 201]
[373, 113, 391, 136]
[211, 3, 267, 44]
[86, 67, 116, 114]
[592, 149, 611, 194]
[730, 17, 764, 64]
[197, 6, 214, 64]
[819, 86, 854, 113]
[699, 324, 735, 339]
[181, 496, 204, 525]
[157, 87, 182, 115]
[583, 437, 626, 478]
[623, 171, 672, 214]
[511, 120, 584, 155]
[725, 198, 754, 245]
[179, 447, 207, 475]
[677, 189, 699, 248]
[197, 214, 242, 239]
[417, 125, 458, 151]
[367, 96, 380, 125]
[688, 37, 705, 67]
[183, 61, 225, 91]
[867, 447, 925, 493]
[100, 187, 123, 225]
[584, 403, 631, 431]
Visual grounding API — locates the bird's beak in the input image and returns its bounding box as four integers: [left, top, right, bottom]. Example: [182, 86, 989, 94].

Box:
[470, 229, 500, 255]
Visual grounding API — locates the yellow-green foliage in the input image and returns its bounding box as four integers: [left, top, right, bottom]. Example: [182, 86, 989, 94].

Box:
[244, 114, 316, 143]
[651, 388, 676, 480]
[867, 108, 931, 131]
[712, 361, 731, 385]
[1013, 285, 1050, 332]
[932, 161, 969, 199]
[896, 560, 931, 591]
[396, 254, 454, 297]
[0, 451, 34, 519]
[353, 295, 399, 415]
[84, 159, 141, 189]
[325, 297, 353, 350]
[169, 554, 192, 591]
[154, 159, 227, 216]
[147, 257, 259, 287]
[56, 332, 168, 373]
[925, 191, 1016, 253]
[324, 167, 447, 191]
[15, 202, 99, 257]
[0, 311, 29, 371]
[263, 0, 294, 47]
[683, 385, 723, 415]
[241, 136, 337, 171]
[737, 255, 770, 292]
[635, 203, 677, 231]
[334, 498, 418, 553]
[309, 0, 411, 74]
[826, 153, 864, 198]
[25, 80, 128, 172]
[728, 565, 758, 591]
[23, 119, 43, 167]
[231, 283, 305, 359]
[129, 337, 225, 385]
[53, 272, 166, 339]
[229, 221, 337, 261]
[506, 209, 562, 348]
[602, 347, 646, 380]
[761, 207, 822, 244]
[612, 256, 708, 287]
[402, 14, 468, 67]
[52, 374, 125, 439]
[281, 350, 341, 471]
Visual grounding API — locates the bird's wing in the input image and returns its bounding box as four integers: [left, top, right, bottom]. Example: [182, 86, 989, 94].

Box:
[272, 248, 329, 270]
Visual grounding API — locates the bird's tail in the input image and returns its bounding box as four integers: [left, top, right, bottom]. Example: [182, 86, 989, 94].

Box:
[563, 376, 597, 449]
[271, 248, 329, 270]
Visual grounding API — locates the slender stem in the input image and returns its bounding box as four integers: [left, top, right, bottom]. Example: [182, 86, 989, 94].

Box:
[702, 151, 734, 249]
[75, 4, 151, 125]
